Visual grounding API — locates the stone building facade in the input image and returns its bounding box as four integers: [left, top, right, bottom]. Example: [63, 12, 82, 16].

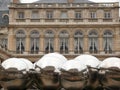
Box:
[0, 0, 120, 62]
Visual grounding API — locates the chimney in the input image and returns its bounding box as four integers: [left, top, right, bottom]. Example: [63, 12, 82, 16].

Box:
[12, 0, 20, 3]
[67, 0, 74, 3]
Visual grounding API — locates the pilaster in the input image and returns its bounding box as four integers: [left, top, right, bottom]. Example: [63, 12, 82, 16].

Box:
[39, 35, 44, 54]
[84, 35, 89, 53]
[114, 28, 120, 54]
[25, 34, 30, 53]
[8, 28, 15, 52]
[54, 35, 59, 52]
[69, 35, 74, 54]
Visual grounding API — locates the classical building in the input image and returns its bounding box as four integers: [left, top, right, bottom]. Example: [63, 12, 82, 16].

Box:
[0, 0, 120, 62]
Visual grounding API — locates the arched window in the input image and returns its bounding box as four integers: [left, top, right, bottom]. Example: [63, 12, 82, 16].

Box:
[74, 31, 83, 54]
[103, 31, 113, 54]
[45, 31, 54, 53]
[89, 31, 98, 53]
[16, 30, 25, 54]
[59, 31, 69, 54]
[0, 38, 7, 50]
[2, 15, 9, 25]
[30, 30, 39, 54]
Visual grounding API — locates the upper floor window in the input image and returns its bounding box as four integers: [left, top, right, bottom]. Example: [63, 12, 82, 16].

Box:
[46, 11, 53, 19]
[104, 11, 111, 19]
[31, 11, 39, 19]
[75, 12, 82, 19]
[18, 12, 24, 19]
[90, 12, 96, 19]
[60, 11, 68, 19]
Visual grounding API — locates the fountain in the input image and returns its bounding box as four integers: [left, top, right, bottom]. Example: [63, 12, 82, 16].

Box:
[0, 54, 119, 90]
[99, 57, 120, 90]
[0, 58, 34, 90]
[60, 60, 87, 90]
[34, 53, 67, 90]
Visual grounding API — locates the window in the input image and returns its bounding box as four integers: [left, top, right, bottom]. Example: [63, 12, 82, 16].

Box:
[31, 11, 39, 19]
[75, 12, 81, 19]
[45, 31, 54, 53]
[16, 30, 25, 54]
[46, 11, 53, 19]
[90, 12, 96, 19]
[74, 31, 83, 54]
[30, 31, 39, 54]
[18, 12, 24, 19]
[59, 31, 69, 54]
[89, 31, 98, 53]
[2, 15, 9, 24]
[103, 31, 113, 54]
[60, 11, 68, 19]
[0, 38, 7, 50]
[104, 11, 111, 19]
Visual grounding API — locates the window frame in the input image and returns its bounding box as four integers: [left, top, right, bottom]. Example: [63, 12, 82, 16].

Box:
[74, 31, 83, 54]
[88, 31, 98, 54]
[90, 11, 96, 19]
[16, 30, 26, 54]
[59, 31, 69, 54]
[45, 30, 54, 53]
[31, 11, 39, 19]
[18, 12, 25, 19]
[46, 11, 53, 19]
[104, 11, 111, 19]
[103, 31, 113, 54]
[75, 11, 82, 19]
[30, 30, 40, 54]
[60, 11, 68, 19]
